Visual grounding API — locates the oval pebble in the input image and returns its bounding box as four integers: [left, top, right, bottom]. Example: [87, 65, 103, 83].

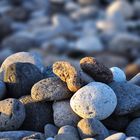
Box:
[0, 98, 25, 131]
[105, 133, 126, 140]
[70, 82, 117, 120]
[110, 67, 126, 82]
[31, 77, 72, 101]
[125, 137, 140, 140]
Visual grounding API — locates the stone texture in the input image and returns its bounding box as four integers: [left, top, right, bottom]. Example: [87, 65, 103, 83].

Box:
[0, 80, 6, 100]
[105, 133, 126, 140]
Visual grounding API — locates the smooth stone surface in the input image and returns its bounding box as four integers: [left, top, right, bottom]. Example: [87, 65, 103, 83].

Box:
[129, 73, 140, 86]
[126, 118, 140, 138]
[31, 77, 72, 101]
[105, 133, 126, 140]
[110, 67, 126, 82]
[125, 137, 140, 140]
[77, 118, 109, 140]
[109, 82, 140, 115]
[0, 131, 44, 140]
[4, 62, 43, 98]
[83, 138, 96, 140]
[20, 95, 53, 132]
[53, 100, 80, 127]
[0, 52, 44, 73]
[0, 80, 6, 100]
[44, 124, 58, 138]
[0, 98, 25, 131]
[58, 125, 79, 139]
[70, 82, 117, 120]
[55, 134, 79, 140]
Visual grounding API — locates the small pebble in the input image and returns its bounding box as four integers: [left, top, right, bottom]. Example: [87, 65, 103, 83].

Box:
[105, 133, 126, 140]
[55, 134, 79, 140]
[125, 137, 140, 140]
[129, 73, 140, 86]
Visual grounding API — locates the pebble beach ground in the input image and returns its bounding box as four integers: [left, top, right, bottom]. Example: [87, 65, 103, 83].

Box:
[0, 0, 140, 140]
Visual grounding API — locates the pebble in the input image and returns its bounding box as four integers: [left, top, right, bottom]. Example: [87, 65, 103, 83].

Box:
[129, 73, 140, 86]
[46, 137, 54, 140]
[22, 133, 45, 140]
[0, 52, 45, 74]
[126, 118, 140, 138]
[58, 125, 79, 139]
[125, 137, 140, 140]
[0, 98, 25, 131]
[53, 100, 80, 127]
[78, 0, 98, 6]
[0, 80, 6, 100]
[83, 138, 96, 140]
[109, 82, 140, 115]
[80, 57, 113, 84]
[19, 95, 53, 132]
[77, 118, 109, 140]
[105, 133, 126, 140]
[53, 61, 83, 92]
[70, 82, 117, 120]
[31, 77, 72, 101]
[4, 62, 43, 98]
[75, 36, 103, 53]
[55, 134, 79, 140]
[110, 67, 126, 82]
[44, 124, 58, 138]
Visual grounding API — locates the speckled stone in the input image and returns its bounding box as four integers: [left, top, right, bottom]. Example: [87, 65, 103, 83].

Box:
[77, 118, 109, 140]
[109, 82, 140, 115]
[53, 100, 80, 127]
[31, 77, 72, 101]
[4, 62, 43, 98]
[80, 57, 113, 84]
[126, 118, 140, 138]
[0, 98, 25, 131]
[105, 133, 126, 140]
[53, 61, 83, 92]
[20, 95, 53, 132]
[70, 82, 117, 120]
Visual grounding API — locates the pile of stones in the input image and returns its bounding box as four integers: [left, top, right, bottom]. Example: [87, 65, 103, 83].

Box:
[0, 52, 140, 140]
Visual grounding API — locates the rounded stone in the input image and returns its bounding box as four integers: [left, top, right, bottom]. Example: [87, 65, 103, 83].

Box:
[126, 118, 140, 138]
[129, 73, 140, 86]
[125, 137, 139, 140]
[83, 138, 96, 140]
[0, 81, 6, 100]
[55, 134, 79, 140]
[70, 82, 117, 120]
[110, 67, 126, 82]
[31, 77, 72, 102]
[1, 52, 44, 74]
[105, 133, 126, 140]
[80, 57, 113, 84]
[53, 61, 83, 92]
[44, 124, 58, 138]
[0, 98, 25, 131]
[4, 62, 43, 98]
[58, 125, 79, 139]
[53, 100, 80, 127]
[46, 138, 54, 140]
[20, 95, 53, 132]
[109, 82, 140, 115]
[77, 118, 109, 140]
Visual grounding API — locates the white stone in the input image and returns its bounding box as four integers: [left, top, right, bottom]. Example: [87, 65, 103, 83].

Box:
[110, 67, 126, 82]
[70, 82, 117, 120]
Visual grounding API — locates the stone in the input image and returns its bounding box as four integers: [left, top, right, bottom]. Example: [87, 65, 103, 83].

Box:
[19, 95, 53, 132]
[0, 98, 25, 131]
[110, 67, 126, 82]
[70, 82, 117, 120]
[46, 138, 54, 140]
[129, 73, 140, 86]
[75, 36, 103, 53]
[55, 134, 79, 140]
[77, 118, 109, 140]
[126, 118, 140, 138]
[125, 137, 140, 140]
[22, 133, 45, 140]
[53, 61, 83, 92]
[2, 35, 37, 52]
[78, 0, 98, 5]
[105, 133, 126, 140]
[83, 138, 96, 140]
[80, 57, 113, 84]
[4, 62, 43, 98]
[0, 80, 6, 100]
[102, 115, 130, 131]
[0, 131, 44, 140]
[31, 77, 72, 101]
[44, 124, 58, 138]
[58, 125, 79, 139]
[53, 100, 80, 127]
[0, 52, 45, 74]
[109, 82, 140, 115]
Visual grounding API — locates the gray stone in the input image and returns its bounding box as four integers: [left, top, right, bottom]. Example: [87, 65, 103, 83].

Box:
[77, 118, 109, 140]
[20, 95, 53, 132]
[125, 137, 140, 140]
[109, 82, 140, 115]
[105, 133, 126, 140]
[55, 134, 79, 140]
[31, 77, 72, 101]
[44, 124, 58, 138]
[129, 73, 140, 86]
[53, 100, 80, 127]
[0, 98, 25, 131]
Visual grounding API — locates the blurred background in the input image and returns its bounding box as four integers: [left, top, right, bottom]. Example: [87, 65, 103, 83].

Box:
[0, 0, 140, 80]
